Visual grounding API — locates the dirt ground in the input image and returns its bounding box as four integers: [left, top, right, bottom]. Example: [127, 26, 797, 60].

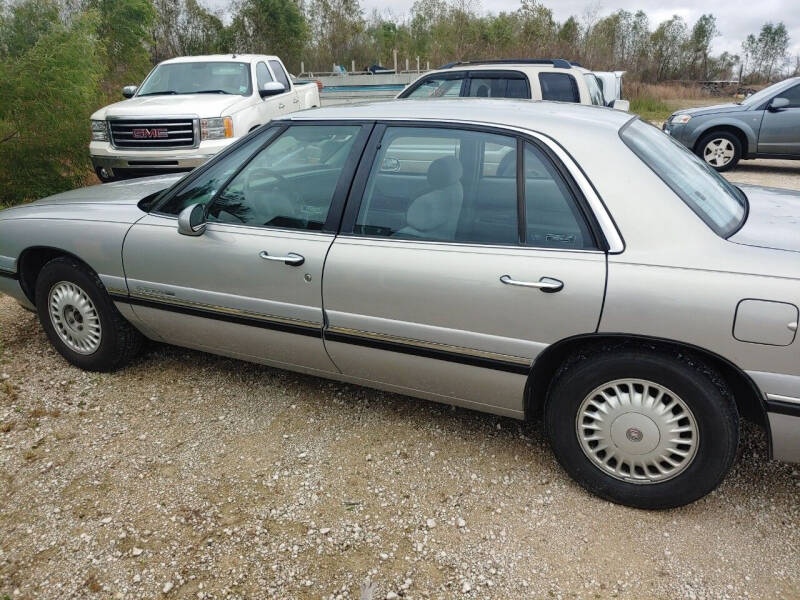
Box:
[1, 161, 799, 600]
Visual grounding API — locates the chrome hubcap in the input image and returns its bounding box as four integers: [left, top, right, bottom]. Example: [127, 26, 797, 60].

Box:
[703, 138, 734, 167]
[576, 379, 699, 484]
[48, 281, 102, 355]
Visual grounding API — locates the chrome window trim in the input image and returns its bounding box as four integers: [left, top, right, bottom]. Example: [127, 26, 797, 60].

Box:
[334, 234, 606, 255]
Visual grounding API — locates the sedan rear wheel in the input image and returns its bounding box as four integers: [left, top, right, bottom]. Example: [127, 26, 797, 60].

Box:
[545, 348, 739, 509]
[697, 132, 741, 172]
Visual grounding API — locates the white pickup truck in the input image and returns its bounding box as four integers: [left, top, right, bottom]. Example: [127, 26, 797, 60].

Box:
[89, 54, 320, 181]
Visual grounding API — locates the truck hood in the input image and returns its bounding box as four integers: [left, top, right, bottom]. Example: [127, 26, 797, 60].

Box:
[91, 94, 250, 119]
[730, 184, 800, 253]
[672, 103, 747, 118]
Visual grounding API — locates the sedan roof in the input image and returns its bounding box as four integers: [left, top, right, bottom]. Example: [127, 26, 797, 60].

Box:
[286, 98, 635, 137]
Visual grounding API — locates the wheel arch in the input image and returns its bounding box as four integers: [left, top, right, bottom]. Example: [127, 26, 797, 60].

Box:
[17, 246, 97, 305]
[525, 333, 768, 428]
[692, 124, 752, 157]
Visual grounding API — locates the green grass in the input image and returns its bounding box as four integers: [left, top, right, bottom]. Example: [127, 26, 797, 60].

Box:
[630, 95, 672, 122]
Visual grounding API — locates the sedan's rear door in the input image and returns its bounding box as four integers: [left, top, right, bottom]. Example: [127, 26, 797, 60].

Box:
[322, 124, 608, 417]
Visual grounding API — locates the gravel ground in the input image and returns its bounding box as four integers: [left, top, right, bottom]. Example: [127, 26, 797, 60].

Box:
[1, 162, 799, 600]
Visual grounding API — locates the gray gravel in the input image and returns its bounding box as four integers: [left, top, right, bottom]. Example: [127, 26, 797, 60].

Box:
[1, 161, 799, 600]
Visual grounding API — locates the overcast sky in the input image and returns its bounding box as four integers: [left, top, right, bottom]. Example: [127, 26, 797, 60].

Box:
[204, 0, 800, 56]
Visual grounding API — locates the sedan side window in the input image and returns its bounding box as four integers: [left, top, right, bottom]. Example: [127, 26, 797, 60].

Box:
[539, 73, 579, 103]
[207, 125, 361, 231]
[354, 127, 518, 245]
[523, 142, 596, 249]
[156, 134, 269, 215]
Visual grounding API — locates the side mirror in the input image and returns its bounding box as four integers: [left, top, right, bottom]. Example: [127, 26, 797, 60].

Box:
[122, 85, 137, 99]
[769, 97, 790, 111]
[177, 203, 206, 237]
[259, 82, 286, 98]
[610, 99, 630, 112]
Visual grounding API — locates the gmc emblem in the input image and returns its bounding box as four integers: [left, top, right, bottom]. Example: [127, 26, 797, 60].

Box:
[132, 128, 169, 139]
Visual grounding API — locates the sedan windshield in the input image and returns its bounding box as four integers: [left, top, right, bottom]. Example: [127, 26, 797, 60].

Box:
[137, 62, 252, 96]
[620, 119, 746, 237]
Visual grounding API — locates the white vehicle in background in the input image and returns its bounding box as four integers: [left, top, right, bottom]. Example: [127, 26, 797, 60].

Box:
[594, 70, 627, 108]
[89, 54, 320, 181]
[398, 59, 629, 111]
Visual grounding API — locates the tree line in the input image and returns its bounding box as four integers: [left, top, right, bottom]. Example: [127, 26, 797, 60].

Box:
[0, 0, 796, 206]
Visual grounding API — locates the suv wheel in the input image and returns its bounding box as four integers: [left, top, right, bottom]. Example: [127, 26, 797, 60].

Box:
[35, 257, 143, 372]
[696, 132, 741, 171]
[544, 348, 739, 509]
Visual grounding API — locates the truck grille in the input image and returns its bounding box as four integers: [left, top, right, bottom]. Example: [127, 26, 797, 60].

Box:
[109, 118, 197, 149]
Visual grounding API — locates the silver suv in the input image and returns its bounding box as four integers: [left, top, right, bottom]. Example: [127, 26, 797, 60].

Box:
[664, 76, 800, 171]
[0, 99, 797, 509]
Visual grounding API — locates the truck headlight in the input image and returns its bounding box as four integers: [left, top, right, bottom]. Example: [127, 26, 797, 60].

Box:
[672, 114, 692, 124]
[91, 120, 108, 141]
[200, 117, 234, 140]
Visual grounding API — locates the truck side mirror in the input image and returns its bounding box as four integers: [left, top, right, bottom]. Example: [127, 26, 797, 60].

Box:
[769, 97, 790, 111]
[259, 82, 286, 98]
[122, 85, 137, 99]
[610, 99, 630, 112]
[177, 204, 207, 237]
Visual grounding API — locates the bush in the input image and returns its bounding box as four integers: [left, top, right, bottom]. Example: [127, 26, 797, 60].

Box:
[0, 11, 104, 206]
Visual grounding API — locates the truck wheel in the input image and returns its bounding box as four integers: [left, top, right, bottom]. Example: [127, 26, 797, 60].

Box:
[544, 348, 739, 509]
[95, 166, 117, 183]
[696, 132, 741, 171]
[35, 257, 143, 372]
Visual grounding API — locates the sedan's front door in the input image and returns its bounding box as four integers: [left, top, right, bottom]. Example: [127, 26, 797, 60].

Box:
[121, 123, 370, 374]
[758, 84, 800, 155]
[322, 125, 607, 417]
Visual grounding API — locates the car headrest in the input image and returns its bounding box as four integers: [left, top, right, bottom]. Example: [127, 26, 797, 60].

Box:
[427, 156, 463, 189]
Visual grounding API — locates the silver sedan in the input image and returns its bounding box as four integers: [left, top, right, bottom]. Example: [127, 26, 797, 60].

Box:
[1, 99, 798, 509]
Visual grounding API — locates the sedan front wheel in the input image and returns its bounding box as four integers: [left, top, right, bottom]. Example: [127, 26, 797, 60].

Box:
[545, 348, 739, 509]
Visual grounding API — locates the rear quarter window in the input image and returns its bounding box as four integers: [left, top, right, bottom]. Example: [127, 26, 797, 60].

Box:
[539, 73, 579, 103]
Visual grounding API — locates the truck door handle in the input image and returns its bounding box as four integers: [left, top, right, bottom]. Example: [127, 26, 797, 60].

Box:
[500, 275, 563, 293]
[293, 98, 299, 103]
[259, 251, 304, 266]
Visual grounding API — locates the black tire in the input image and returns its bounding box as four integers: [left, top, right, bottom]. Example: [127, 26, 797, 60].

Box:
[34, 257, 143, 372]
[94, 166, 117, 183]
[544, 348, 739, 509]
[695, 131, 741, 172]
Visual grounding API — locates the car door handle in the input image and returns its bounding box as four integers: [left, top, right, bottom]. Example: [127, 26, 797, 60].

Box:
[279, 103, 285, 109]
[259, 251, 305, 266]
[500, 275, 563, 293]
[293, 97, 299, 103]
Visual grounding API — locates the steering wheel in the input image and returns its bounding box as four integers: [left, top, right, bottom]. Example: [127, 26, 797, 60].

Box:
[240, 167, 302, 226]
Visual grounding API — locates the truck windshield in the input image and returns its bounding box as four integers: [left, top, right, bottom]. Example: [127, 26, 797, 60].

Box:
[138, 62, 252, 96]
[620, 119, 747, 238]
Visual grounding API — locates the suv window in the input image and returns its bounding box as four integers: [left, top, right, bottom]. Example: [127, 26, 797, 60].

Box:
[207, 125, 361, 230]
[256, 62, 273, 90]
[466, 76, 530, 99]
[777, 84, 800, 108]
[539, 72, 579, 103]
[402, 74, 465, 98]
[156, 134, 269, 215]
[268, 60, 290, 90]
